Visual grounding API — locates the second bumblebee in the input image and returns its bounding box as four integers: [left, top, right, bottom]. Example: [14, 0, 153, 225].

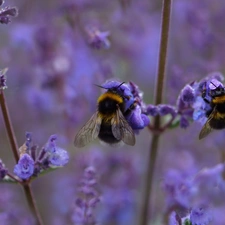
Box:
[199, 81, 225, 139]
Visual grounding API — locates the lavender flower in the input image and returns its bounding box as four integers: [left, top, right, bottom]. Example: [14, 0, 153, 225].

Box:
[44, 135, 69, 167]
[0, 1, 18, 24]
[190, 204, 213, 225]
[14, 153, 34, 180]
[72, 166, 101, 225]
[48, 147, 69, 167]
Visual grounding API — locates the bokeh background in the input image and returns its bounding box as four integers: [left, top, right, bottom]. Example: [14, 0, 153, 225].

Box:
[1, 0, 225, 224]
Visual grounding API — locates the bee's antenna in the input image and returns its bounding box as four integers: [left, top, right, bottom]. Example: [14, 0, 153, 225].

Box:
[94, 84, 108, 90]
[116, 82, 125, 89]
[210, 81, 217, 88]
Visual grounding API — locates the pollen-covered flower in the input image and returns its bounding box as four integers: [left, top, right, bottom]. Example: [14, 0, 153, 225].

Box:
[14, 153, 34, 180]
[0, 1, 18, 24]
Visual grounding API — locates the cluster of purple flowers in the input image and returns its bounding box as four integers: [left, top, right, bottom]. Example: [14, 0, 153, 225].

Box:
[1, 132, 69, 181]
[164, 163, 225, 225]
[2, 0, 225, 225]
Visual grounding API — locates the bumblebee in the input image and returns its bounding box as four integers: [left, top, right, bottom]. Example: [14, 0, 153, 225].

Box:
[74, 82, 136, 147]
[199, 81, 225, 139]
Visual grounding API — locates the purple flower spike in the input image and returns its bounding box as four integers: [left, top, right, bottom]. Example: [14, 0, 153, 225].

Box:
[72, 166, 100, 225]
[0, 2, 18, 24]
[0, 68, 7, 90]
[190, 204, 212, 225]
[48, 147, 69, 167]
[14, 154, 34, 180]
[0, 159, 8, 180]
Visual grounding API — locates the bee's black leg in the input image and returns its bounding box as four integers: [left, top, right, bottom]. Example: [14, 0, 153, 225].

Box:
[123, 101, 137, 117]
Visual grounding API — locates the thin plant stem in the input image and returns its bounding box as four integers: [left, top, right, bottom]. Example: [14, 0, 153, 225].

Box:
[23, 183, 44, 225]
[0, 90, 19, 162]
[0, 90, 44, 225]
[139, 0, 172, 225]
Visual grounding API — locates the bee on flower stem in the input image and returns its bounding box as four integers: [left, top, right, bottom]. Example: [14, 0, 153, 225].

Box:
[74, 82, 136, 147]
[199, 81, 225, 139]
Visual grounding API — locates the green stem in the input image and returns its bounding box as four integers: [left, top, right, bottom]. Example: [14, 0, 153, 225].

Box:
[139, 0, 172, 224]
[0, 90, 44, 225]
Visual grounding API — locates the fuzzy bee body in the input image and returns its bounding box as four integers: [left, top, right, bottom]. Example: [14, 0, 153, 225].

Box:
[74, 83, 136, 147]
[199, 82, 225, 139]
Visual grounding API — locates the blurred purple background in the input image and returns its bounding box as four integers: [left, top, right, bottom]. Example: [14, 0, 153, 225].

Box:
[1, 0, 225, 224]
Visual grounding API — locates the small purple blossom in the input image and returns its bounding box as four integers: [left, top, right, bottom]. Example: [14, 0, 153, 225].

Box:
[0, 1, 18, 24]
[158, 104, 177, 118]
[0, 159, 8, 179]
[0, 68, 7, 90]
[14, 153, 34, 180]
[180, 84, 195, 104]
[190, 204, 213, 225]
[86, 26, 111, 50]
[48, 147, 69, 167]
[146, 104, 158, 116]
[127, 105, 150, 129]
[44, 135, 69, 167]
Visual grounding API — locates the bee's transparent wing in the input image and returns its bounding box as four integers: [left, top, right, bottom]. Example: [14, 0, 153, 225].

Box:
[199, 110, 215, 140]
[74, 112, 102, 147]
[111, 108, 135, 146]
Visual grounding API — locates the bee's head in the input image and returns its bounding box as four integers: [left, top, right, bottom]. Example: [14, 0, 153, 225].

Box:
[209, 80, 225, 97]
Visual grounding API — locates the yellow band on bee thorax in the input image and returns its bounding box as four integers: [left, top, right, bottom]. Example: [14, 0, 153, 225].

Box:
[97, 92, 123, 104]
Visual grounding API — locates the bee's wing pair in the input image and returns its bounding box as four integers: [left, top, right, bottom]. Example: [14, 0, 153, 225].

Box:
[199, 109, 215, 140]
[74, 109, 135, 147]
[111, 109, 135, 146]
[74, 112, 102, 148]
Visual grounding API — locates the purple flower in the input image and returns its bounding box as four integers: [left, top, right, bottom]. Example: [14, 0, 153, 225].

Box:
[44, 135, 69, 167]
[0, 159, 8, 179]
[14, 153, 34, 180]
[127, 105, 150, 129]
[146, 104, 158, 116]
[190, 204, 212, 225]
[0, 1, 18, 24]
[86, 26, 111, 50]
[0, 68, 7, 90]
[180, 84, 195, 104]
[72, 166, 101, 225]
[48, 147, 69, 167]
[158, 104, 177, 118]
